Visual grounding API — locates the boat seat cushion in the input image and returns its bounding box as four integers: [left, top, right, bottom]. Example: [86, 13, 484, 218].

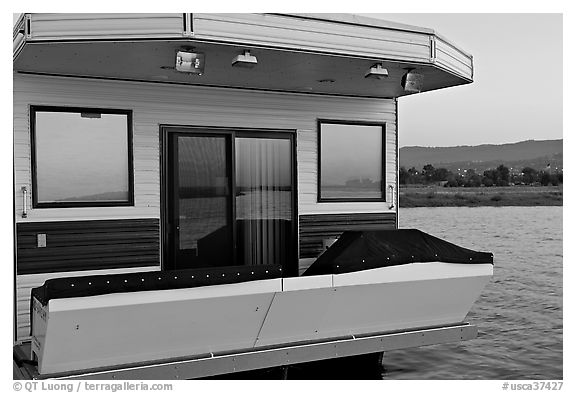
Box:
[31, 264, 283, 306]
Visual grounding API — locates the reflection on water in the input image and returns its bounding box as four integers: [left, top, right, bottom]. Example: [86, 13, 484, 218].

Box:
[179, 191, 292, 250]
[282, 206, 562, 380]
[380, 206, 563, 379]
[179, 197, 228, 250]
[212, 206, 562, 380]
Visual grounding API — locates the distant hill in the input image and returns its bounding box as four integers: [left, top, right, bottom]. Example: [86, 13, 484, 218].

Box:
[400, 139, 563, 173]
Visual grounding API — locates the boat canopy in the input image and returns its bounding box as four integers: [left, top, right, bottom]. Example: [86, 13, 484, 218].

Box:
[13, 13, 473, 99]
[304, 229, 494, 276]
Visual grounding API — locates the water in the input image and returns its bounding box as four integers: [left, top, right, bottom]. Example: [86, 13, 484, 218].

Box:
[379, 206, 563, 379]
[219, 206, 563, 380]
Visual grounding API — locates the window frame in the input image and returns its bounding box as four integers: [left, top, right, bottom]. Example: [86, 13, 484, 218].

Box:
[160, 125, 299, 276]
[30, 105, 134, 208]
[317, 119, 386, 203]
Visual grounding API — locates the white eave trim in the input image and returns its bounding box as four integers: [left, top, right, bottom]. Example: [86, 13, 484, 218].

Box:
[13, 13, 27, 60]
[276, 13, 436, 36]
[13, 32, 25, 60]
[14, 13, 474, 81]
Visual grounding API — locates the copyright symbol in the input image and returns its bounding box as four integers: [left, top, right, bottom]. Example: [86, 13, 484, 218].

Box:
[13, 382, 22, 391]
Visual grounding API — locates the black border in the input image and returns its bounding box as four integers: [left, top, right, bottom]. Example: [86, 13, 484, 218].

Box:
[30, 105, 134, 209]
[160, 125, 299, 277]
[317, 119, 386, 203]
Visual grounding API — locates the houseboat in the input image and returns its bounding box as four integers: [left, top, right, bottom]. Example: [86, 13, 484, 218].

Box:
[12, 13, 493, 379]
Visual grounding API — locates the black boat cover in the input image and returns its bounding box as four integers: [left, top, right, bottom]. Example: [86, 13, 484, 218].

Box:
[303, 229, 493, 276]
[31, 264, 283, 306]
[31, 230, 492, 305]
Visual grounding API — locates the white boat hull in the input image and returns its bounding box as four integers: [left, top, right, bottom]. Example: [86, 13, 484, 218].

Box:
[32, 262, 492, 375]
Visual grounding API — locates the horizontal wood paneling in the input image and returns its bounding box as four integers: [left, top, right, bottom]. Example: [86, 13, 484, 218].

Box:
[28, 13, 185, 40]
[299, 213, 396, 258]
[193, 13, 432, 63]
[13, 73, 398, 341]
[16, 219, 160, 275]
[435, 37, 474, 80]
[297, 117, 397, 214]
[14, 73, 397, 220]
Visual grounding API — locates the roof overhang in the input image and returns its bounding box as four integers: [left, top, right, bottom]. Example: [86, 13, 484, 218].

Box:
[13, 13, 473, 99]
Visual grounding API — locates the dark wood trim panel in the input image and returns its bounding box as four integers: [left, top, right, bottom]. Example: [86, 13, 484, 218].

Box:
[16, 219, 160, 275]
[299, 213, 396, 258]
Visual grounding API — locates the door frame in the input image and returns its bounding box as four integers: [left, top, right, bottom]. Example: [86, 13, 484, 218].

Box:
[159, 124, 299, 276]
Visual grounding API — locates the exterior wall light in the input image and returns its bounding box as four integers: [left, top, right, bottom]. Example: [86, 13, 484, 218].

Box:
[175, 50, 205, 75]
[365, 63, 389, 79]
[401, 69, 424, 93]
[232, 50, 258, 68]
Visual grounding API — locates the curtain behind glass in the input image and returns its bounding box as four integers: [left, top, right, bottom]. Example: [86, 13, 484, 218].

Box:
[235, 137, 292, 266]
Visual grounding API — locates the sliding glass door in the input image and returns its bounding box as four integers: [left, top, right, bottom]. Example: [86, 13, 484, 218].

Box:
[235, 136, 293, 269]
[164, 128, 296, 275]
[167, 134, 234, 270]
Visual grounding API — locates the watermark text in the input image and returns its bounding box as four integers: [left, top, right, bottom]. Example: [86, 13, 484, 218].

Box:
[502, 382, 563, 391]
[13, 381, 173, 393]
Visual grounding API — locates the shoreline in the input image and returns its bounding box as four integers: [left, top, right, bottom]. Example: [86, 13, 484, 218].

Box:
[399, 185, 563, 208]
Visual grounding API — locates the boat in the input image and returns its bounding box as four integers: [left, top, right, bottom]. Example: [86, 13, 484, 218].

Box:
[12, 13, 491, 379]
[28, 229, 492, 376]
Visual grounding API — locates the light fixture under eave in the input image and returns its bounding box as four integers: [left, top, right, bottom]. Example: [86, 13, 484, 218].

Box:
[401, 69, 424, 93]
[175, 50, 205, 75]
[232, 50, 258, 68]
[365, 63, 389, 80]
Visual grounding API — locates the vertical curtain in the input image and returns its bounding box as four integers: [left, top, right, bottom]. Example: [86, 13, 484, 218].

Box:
[235, 137, 292, 266]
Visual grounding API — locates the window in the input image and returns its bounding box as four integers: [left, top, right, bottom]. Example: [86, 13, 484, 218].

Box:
[318, 120, 385, 202]
[31, 106, 133, 208]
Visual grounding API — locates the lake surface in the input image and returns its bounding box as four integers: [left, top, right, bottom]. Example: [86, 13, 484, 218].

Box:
[380, 206, 563, 379]
[219, 206, 563, 380]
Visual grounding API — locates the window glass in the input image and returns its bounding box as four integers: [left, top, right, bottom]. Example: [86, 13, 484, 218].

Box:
[319, 122, 384, 201]
[176, 135, 231, 252]
[33, 109, 132, 206]
[235, 137, 293, 267]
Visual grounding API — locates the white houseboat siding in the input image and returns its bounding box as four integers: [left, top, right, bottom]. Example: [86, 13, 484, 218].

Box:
[13, 73, 398, 340]
[14, 73, 398, 219]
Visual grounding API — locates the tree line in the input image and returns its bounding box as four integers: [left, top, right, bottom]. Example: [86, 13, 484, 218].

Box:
[399, 164, 563, 187]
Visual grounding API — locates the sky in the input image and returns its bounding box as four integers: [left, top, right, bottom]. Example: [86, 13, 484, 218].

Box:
[361, 13, 563, 148]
